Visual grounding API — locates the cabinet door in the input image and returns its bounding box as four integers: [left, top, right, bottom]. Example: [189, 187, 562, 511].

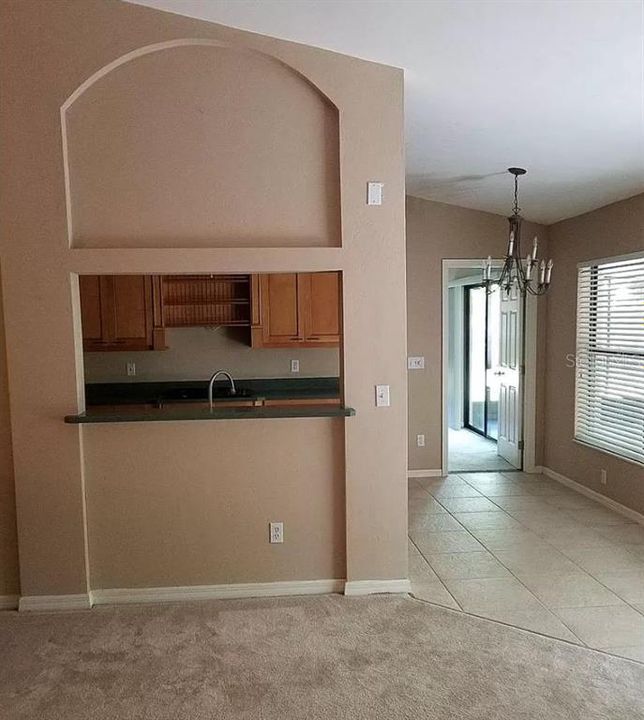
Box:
[79, 275, 156, 351]
[302, 272, 340, 344]
[79, 275, 104, 350]
[260, 273, 303, 346]
[108, 275, 153, 349]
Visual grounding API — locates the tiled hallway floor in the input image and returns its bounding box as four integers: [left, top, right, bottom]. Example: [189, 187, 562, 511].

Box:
[408, 472, 644, 663]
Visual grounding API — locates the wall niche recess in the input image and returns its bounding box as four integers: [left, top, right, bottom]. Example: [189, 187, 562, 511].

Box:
[63, 42, 341, 249]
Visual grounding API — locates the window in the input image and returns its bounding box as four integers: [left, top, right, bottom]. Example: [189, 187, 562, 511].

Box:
[574, 252, 644, 465]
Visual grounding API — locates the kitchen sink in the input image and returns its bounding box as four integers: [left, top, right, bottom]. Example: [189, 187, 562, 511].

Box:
[158, 386, 255, 404]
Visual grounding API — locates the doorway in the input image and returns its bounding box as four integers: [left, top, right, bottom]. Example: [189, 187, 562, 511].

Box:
[442, 260, 536, 474]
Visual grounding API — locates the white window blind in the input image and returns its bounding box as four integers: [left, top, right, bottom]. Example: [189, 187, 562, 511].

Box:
[575, 253, 644, 465]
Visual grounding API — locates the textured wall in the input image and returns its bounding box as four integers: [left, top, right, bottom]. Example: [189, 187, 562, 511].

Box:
[545, 193, 644, 513]
[1, 0, 406, 597]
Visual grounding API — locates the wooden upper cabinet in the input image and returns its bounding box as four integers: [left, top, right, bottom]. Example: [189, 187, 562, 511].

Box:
[251, 272, 340, 348]
[79, 275, 165, 352]
[303, 272, 341, 344]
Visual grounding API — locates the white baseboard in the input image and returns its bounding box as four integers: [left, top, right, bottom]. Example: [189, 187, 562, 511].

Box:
[19, 593, 92, 612]
[408, 469, 443, 478]
[91, 579, 344, 606]
[543, 466, 644, 526]
[344, 579, 411, 596]
[0, 595, 19, 611]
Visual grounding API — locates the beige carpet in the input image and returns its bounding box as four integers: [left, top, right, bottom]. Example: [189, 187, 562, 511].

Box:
[0, 593, 642, 719]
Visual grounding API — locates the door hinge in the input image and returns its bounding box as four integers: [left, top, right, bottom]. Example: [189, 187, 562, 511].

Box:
[518, 440, 524, 450]
[520, 365, 526, 375]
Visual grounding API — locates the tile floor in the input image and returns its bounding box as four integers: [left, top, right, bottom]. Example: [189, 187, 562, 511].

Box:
[408, 471, 644, 663]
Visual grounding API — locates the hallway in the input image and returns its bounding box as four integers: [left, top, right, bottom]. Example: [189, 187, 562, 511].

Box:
[448, 427, 515, 472]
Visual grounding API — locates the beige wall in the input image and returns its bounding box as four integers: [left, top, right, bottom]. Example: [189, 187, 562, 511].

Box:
[66, 42, 340, 249]
[1, 0, 407, 597]
[84, 326, 339, 383]
[544, 193, 644, 513]
[85, 419, 345, 588]
[0, 270, 19, 597]
[406, 195, 549, 471]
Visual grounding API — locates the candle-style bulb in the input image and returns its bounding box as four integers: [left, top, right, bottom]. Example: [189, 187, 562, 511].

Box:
[508, 231, 515, 255]
[545, 259, 554, 285]
[539, 259, 546, 285]
[532, 236, 538, 261]
[525, 254, 533, 280]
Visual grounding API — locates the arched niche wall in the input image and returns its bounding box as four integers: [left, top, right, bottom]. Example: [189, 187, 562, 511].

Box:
[62, 40, 341, 249]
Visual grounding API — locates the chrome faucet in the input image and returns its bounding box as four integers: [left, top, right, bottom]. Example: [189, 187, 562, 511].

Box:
[208, 370, 236, 409]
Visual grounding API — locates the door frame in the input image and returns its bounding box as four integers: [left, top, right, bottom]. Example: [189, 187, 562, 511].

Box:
[441, 259, 538, 475]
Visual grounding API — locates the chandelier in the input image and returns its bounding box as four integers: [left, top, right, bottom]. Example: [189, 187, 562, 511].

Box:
[483, 168, 553, 296]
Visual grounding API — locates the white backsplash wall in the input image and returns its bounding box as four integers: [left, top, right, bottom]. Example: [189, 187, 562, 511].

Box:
[83, 327, 340, 383]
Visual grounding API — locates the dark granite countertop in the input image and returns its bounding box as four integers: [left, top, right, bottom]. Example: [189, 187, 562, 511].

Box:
[85, 377, 341, 406]
[65, 377, 353, 423]
[65, 404, 355, 424]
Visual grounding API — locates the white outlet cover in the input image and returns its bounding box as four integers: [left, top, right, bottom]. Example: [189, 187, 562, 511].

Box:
[290, 359, 300, 373]
[408, 356, 425, 370]
[417, 434, 425, 447]
[367, 181, 384, 206]
[375, 384, 390, 407]
[269, 522, 284, 544]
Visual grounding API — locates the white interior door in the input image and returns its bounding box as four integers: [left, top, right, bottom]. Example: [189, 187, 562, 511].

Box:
[497, 284, 523, 467]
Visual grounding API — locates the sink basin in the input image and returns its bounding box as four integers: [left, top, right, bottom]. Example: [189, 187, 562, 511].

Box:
[158, 387, 254, 403]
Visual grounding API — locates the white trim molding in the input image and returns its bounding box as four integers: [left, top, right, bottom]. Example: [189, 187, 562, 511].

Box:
[408, 469, 443, 478]
[543, 467, 644, 526]
[0, 595, 19, 611]
[344, 579, 411, 596]
[19, 593, 92, 612]
[92, 579, 344, 606]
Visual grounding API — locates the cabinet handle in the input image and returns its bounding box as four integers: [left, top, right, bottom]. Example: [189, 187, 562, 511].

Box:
[289, 336, 302, 341]
[308, 336, 320, 340]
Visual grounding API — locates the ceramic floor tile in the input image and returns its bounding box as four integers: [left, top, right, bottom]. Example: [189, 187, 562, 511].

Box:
[452, 511, 520, 530]
[554, 605, 644, 649]
[507, 509, 582, 531]
[564, 508, 635, 527]
[428, 485, 483, 499]
[476, 607, 581, 643]
[441, 576, 544, 614]
[534, 526, 616, 551]
[411, 530, 485, 555]
[627, 546, 644, 561]
[410, 581, 460, 609]
[473, 483, 536, 497]
[408, 496, 448, 514]
[524, 483, 576, 497]
[493, 546, 580, 577]
[593, 570, 644, 603]
[595, 524, 644, 546]
[488, 496, 553, 512]
[560, 546, 644, 575]
[499, 471, 548, 482]
[416, 476, 467, 490]
[426, 551, 511, 580]
[467, 527, 550, 551]
[519, 572, 625, 609]
[602, 646, 644, 663]
[542, 494, 602, 511]
[408, 546, 440, 584]
[438, 497, 500, 513]
[408, 512, 464, 532]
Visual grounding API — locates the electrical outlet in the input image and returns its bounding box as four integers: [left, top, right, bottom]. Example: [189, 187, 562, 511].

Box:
[269, 522, 284, 544]
[600, 469, 607, 486]
[416, 434, 425, 447]
[408, 356, 425, 370]
[126, 361, 136, 377]
[290, 359, 300, 373]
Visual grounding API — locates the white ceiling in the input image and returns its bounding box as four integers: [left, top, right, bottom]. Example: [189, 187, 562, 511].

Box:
[127, 0, 644, 224]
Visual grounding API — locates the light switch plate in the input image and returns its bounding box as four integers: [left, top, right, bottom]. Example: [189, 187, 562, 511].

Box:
[375, 384, 390, 407]
[408, 356, 425, 370]
[367, 181, 384, 206]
